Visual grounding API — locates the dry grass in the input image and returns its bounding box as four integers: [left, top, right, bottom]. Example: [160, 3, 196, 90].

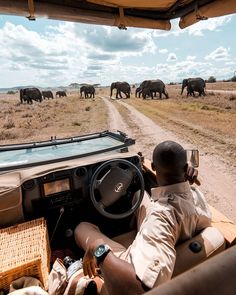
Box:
[121, 84, 236, 167]
[205, 81, 236, 91]
[0, 92, 108, 144]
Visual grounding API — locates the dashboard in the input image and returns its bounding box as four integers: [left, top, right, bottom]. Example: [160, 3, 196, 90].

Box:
[21, 155, 142, 241]
[22, 165, 90, 217]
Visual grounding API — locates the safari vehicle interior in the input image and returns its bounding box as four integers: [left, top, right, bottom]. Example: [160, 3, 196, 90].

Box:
[0, 131, 145, 247]
[0, 1, 236, 295]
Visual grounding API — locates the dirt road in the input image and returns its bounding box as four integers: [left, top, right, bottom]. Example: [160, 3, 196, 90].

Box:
[207, 89, 236, 94]
[102, 96, 236, 223]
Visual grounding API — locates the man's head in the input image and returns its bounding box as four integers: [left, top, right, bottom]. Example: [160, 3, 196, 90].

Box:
[151, 141, 187, 186]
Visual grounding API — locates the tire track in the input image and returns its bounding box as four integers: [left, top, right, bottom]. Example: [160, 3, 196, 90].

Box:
[101, 96, 236, 222]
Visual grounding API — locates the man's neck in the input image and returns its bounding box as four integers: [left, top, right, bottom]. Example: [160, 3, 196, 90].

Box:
[157, 177, 185, 187]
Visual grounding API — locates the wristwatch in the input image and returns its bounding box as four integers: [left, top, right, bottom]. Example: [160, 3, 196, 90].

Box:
[93, 244, 111, 265]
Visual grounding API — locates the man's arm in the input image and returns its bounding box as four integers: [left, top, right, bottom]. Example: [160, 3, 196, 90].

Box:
[99, 251, 148, 295]
[83, 239, 147, 295]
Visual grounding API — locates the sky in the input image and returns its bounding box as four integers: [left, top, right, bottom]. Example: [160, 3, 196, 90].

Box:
[0, 13, 235, 88]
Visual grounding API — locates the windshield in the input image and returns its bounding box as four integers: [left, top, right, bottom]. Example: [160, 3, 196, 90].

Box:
[0, 131, 135, 170]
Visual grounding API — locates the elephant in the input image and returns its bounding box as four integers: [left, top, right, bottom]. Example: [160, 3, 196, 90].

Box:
[110, 81, 131, 99]
[181, 78, 206, 97]
[56, 91, 67, 97]
[135, 86, 142, 98]
[42, 90, 53, 99]
[140, 80, 169, 99]
[20, 88, 42, 104]
[80, 85, 95, 98]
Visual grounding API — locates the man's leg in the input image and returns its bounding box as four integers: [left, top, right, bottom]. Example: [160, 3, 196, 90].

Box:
[74, 222, 127, 257]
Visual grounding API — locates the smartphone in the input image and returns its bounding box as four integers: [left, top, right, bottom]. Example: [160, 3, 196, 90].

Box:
[186, 149, 199, 168]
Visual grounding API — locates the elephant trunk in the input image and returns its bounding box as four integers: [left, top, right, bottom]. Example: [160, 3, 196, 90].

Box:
[181, 84, 185, 95]
[80, 88, 83, 98]
[164, 87, 169, 99]
[110, 85, 114, 98]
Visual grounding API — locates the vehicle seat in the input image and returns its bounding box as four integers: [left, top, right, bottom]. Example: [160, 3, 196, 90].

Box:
[172, 226, 226, 277]
[113, 227, 225, 278]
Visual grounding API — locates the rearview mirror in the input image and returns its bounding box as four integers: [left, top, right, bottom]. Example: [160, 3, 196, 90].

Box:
[186, 150, 199, 168]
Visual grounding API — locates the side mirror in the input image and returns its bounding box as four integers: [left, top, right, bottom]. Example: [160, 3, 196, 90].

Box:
[186, 150, 199, 168]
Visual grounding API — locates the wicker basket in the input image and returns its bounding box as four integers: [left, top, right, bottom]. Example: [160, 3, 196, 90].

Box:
[0, 218, 51, 292]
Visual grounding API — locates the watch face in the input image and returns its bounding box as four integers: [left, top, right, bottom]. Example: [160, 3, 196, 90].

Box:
[95, 245, 106, 258]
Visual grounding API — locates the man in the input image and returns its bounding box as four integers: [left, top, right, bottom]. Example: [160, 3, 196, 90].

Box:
[74, 140, 212, 294]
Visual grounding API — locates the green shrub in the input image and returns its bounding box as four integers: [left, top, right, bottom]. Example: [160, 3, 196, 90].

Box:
[207, 76, 216, 83]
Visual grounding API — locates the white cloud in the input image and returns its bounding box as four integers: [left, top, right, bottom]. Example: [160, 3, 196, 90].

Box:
[225, 61, 235, 65]
[167, 53, 177, 62]
[0, 21, 157, 87]
[186, 56, 196, 61]
[205, 46, 230, 61]
[187, 16, 232, 36]
[152, 15, 232, 38]
[0, 15, 235, 88]
[159, 48, 168, 54]
[153, 60, 232, 84]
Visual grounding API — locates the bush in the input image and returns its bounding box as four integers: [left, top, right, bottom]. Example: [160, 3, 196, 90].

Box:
[7, 90, 17, 94]
[231, 76, 236, 82]
[229, 94, 236, 101]
[207, 76, 216, 83]
[0, 130, 17, 140]
[72, 121, 81, 126]
[3, 116, 15, 129]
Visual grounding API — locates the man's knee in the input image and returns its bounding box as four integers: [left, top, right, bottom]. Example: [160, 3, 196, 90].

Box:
[75, 222, 98, 234]
[74, 222, 99, 249]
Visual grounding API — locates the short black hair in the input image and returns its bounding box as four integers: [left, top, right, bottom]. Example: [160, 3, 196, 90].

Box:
[152, 141, 187, 177]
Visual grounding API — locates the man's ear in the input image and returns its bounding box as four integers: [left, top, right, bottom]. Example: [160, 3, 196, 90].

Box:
[184, 163, 188, 172]
[151, 162, 155, 171]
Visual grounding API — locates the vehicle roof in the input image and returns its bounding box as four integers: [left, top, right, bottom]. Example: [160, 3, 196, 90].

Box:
[0, 0, 235, 30]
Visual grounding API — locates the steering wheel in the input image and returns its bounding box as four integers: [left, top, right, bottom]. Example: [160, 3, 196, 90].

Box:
[90, 158, 145, 219]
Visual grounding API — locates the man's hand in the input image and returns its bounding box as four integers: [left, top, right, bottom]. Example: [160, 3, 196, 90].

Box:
[83, 238, 105, 278]
[186, 166, 201, 186]
[83, 247, 97, 278]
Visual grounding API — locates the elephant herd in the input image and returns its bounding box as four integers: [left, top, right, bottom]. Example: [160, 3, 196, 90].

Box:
[20, 88, 67, 104]
[20, 78, 206, 105]
[110, 77, 206, 100]
[109, 80, 169, 99]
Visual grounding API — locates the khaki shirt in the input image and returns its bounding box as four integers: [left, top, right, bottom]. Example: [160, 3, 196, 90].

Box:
[120, 182, 212, 289]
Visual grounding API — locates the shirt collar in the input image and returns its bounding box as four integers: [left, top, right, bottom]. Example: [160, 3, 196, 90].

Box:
[151, 181, 191, 201]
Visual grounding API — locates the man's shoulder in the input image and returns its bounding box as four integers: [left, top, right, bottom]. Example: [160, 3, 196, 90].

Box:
[190, 186, 212, 220]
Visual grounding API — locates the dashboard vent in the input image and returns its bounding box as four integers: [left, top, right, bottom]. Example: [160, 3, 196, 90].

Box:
[22, 179, 36, 190]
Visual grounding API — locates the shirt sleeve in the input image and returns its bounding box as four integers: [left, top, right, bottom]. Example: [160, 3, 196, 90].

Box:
[129, 207, 177, 289]
[191, 187, 212, 230]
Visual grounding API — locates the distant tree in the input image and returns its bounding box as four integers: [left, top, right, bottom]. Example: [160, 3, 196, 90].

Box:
[232, 76, 236, 82]
[69, 83, 80, 88]
[207, 76, 216, 83]
[7, 90, 17, 94]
